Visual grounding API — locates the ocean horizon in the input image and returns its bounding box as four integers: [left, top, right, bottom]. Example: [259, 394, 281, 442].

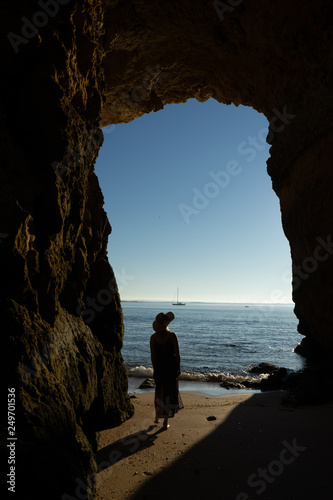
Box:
[122, 300, 294, 305]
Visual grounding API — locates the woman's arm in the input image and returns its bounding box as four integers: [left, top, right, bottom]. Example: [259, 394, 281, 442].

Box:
[150, 335, 155, 367]
[171, 332, 181, 370]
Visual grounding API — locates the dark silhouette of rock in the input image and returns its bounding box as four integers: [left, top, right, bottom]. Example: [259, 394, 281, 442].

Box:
[139, 378, 156, 388]
[220, 380, 247, 390]
[260, 368, 288, 391]
[249, 363, 282, 375]
[282, 366, 333, 406]
[1, 1, 333, 498]
[242, 379, 262, 390]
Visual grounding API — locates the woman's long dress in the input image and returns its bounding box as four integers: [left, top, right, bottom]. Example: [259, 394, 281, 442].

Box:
[153, 337, 184, 418]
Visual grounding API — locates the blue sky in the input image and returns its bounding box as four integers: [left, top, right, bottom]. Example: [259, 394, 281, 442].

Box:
[95, 98, 293, 303]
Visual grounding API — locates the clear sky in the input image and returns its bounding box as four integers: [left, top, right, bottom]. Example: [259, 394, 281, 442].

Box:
[95, 98, 293, 304]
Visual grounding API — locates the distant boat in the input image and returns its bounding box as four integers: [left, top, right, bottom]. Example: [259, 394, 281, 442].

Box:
[172, 287, 186, 306]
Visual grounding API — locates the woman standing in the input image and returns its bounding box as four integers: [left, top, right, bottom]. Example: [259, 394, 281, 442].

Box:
[150, 311, 184, 430]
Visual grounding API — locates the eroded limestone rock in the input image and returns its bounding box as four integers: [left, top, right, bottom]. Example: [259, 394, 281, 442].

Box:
[1, 1, 133, 498]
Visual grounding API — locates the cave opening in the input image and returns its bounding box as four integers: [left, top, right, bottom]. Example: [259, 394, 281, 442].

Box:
[96, 99, 293, 304]
[95, 98, 305, 388]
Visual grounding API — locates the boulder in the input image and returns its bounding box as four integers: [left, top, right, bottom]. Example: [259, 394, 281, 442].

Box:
[260, 368, 288, 391]
[249, 363, 282, 375]
[220, 381, 246, 390]
[139, 378, 156, 389]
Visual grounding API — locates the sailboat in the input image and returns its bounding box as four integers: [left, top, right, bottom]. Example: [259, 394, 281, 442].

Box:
[172, 287, 186, 306]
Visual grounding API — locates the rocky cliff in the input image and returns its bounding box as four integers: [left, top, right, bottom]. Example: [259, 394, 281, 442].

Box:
[1, 1, 333, 499]
[1, 1, 133, 499]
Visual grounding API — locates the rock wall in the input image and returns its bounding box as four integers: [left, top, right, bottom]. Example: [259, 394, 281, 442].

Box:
[1, 0, 333, 499]
[1, 1, 133, 499]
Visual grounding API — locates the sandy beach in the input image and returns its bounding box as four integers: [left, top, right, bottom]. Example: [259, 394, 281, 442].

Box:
[96, 391, 333, 500]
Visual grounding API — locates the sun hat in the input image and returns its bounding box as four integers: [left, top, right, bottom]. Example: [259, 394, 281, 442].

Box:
[152, 311, 175, 332]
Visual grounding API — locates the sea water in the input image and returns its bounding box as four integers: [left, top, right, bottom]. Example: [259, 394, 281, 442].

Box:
[121, 302, 305, 396]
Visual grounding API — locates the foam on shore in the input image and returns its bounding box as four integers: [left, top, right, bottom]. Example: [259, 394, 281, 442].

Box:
[127, 375, 261, 397]
[126, 365, 267, 396]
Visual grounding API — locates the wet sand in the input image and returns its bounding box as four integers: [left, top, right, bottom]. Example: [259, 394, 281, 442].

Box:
[96, 391, 333, 500]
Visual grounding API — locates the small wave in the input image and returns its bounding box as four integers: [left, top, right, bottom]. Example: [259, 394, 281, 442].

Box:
[127, 366, 154, 378]
[179, 371, 266, 385]
[126, 365, 267, 387]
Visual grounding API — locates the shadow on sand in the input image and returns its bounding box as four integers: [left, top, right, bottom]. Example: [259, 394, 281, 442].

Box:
[96, 425, 168, 472]
[127, 393, 333, 500]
